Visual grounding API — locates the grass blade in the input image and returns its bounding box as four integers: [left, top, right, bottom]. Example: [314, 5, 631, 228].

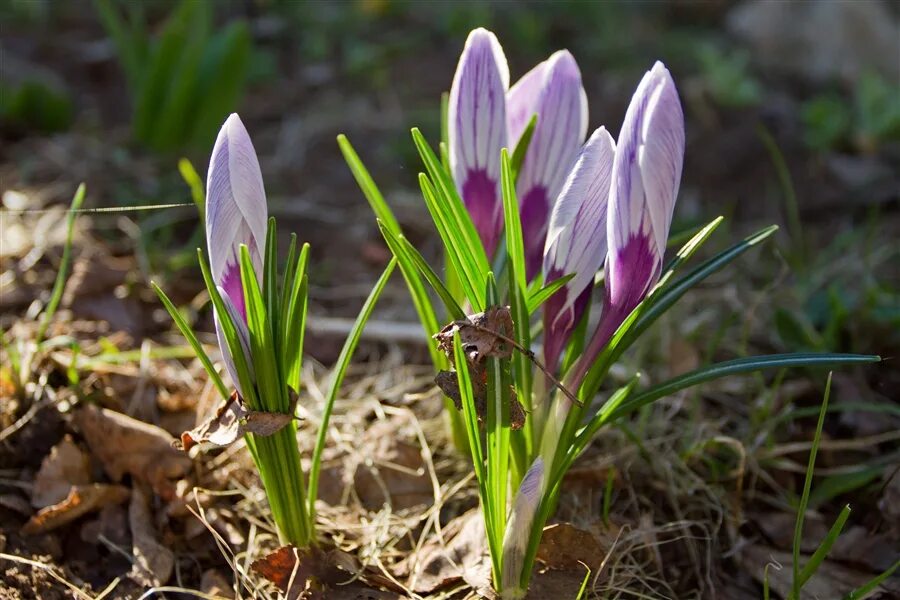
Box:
[151, 282, 229, 400]
[611, 354, 879, 421]
[308, 258, 397, 519]
[37, 184, 86, 344]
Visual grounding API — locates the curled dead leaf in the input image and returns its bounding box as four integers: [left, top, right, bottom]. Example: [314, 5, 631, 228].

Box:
[22, 483, 130, 535]
[31, 435, 91, 509]
[129, 485, 174, 587]
[435, 367, 525, 431]
[178, 391, 298, 451]
[73, 404, 192, 500]
[434, 306, 515, 363]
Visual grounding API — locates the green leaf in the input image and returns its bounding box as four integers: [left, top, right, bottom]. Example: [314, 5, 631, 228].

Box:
[510, 114, 537, 181]
[197, 248, 258, 407]
[151, 282, 229, 400]
[411, 127, 490, 303]
[178, 158, 205, 220]
[336, 134, 401, 233]
[240, 245, 286, 412]
[526, 274, 574, 314]
[37, 184, 86, 344]
[612, 354, 879, 421]
[282, 242, 309, 392]
[793, 373, 832, 598]
[308, 258, 397, 520]
[418, 173, 484, 309]
[378, 222, 466, 322]
[842, 560, 900, 600]
[797, 504, 850, 592]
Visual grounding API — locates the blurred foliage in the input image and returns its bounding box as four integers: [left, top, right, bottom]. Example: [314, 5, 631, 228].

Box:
[802, 72, 900, 154]
[0, 79, 73, 133]
[774, 218, 900, 356]
[695, 43, 761, 108]
[94, 0, 251, 153]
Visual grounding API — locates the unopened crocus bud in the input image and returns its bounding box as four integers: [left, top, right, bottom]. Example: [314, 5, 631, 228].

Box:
[500, 457, 545, 597]
[206, 113, 267, 394]
[448, 28, 509, 257]
[510, 51, 588, 279]
[572, 62, 684, 388]
[541, 127, 616, 372]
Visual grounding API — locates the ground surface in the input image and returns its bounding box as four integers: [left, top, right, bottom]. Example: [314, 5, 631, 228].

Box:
[2, 2, 899, 599]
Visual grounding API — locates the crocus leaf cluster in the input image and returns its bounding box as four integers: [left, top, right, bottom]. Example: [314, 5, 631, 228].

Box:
[155, 114, 396, 548]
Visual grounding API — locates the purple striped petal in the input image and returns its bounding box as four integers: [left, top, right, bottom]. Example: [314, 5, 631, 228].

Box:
[214, 285, 255, 397]
[206, 113, 267, 321]
[516, 51, 589, 279]
[570, 62, 684, 388]
[541, 127, 616, 371]
[448, 28, 509, 257]
[606, 61, 684, 314]
[506, 59, 546, 148]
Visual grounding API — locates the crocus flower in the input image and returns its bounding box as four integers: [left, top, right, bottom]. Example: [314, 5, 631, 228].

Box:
[206, 113, 268, 394]
[510, 51, 588, 279]
[541, 127, 616, 372]
[448, 31, 587, 268]
[570, 61, 685, 388]
[448, 28, 509, 257]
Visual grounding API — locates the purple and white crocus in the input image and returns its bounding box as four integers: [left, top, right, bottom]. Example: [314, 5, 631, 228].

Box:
[560, 61, 685, 388]
[206, 113, 268, 396]
[448, 29, 587, 269]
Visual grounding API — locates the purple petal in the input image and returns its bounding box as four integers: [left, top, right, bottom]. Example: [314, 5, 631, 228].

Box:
[206, 114, 267, 317]
[448, 28, 509, 256]
[516, 51, 589, 279]
[606, 61, 684, 311]
[214, 285, 255, 397]
[570, 62, 684, 388]
[506, 59, 547, 148]
[501, 457, 545, 593]
[540, 127, 615, 370]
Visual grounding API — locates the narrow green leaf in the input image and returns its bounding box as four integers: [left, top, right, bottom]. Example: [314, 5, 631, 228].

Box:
[37, 183, 85, 344]
[842, 560, 900, 600]
[151, 282, 229, 400]
[797, 504, 850, 590]
[526, 274, 575, 314]
[197, 248, 258, 408]
[612, 354, 879, 421]
[510, 114, 537, 181]
[178, 158, 205, 220]
[793, 373, 832, 598]
[308, 258, 397, 520]
[418, 173, 484, 308]
[411, 128, 490, 279]
[336, 134, 401, 233]
[240, 245, 284, 413]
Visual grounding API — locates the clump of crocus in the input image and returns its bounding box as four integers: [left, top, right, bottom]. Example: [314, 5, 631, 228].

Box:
[154, 114, 396, 547]
[339, 28, 877, 598]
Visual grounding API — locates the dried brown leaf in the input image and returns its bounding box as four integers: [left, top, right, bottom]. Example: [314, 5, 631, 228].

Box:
[73, 404, 192, 500]
[435, 367, 525, 431]
[129, 485, 174, 587]
[178, 391, 297, 451]
[31, 435, 91, 508]
[251, 545, 326, 600]
[434, 306, 514, 363]
[22, 484, 130, 535]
